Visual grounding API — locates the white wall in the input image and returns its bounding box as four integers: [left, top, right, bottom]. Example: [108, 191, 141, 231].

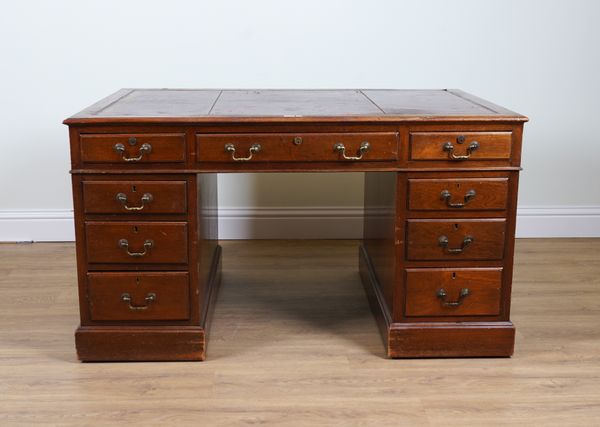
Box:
[1, 0, 599, 240]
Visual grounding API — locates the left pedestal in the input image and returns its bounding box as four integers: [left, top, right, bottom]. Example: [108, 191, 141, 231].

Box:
[71, 167, 220, 361]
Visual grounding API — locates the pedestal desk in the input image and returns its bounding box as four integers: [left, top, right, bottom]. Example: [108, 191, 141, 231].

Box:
[64, 89, 527, 361]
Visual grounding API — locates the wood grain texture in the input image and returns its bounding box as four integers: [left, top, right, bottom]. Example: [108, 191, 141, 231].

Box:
[406, 219, 506, 261]
[85, 221, 188, 264]
[404, 268, 502, 317]
[197, 132, 399, 163]
[76, 244, 222, 361]
[388, 322, 515, 358]
[65, 90, 525, 362]
[75, 326, 206, 361]
[362, 172, 398, 311]
[408, 177, 509, 211]
[82, 180, 187, 214]
[0, 239, 598, 426]
[409, 131, 512, 161]
[87, 272, 190, 321]
[80, 133, 186, 164]
[361, 244, 512, 356]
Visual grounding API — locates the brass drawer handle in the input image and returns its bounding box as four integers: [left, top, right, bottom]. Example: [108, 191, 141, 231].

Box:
[440, 189, 476, 208]
[118, 239, 153, 257]
[334, 141, 370, 160]
[113, 142, 152, 162]
[116, 192, 153, 211]
[438, 235, 474, 254]
[442, 141, 479, 160]
[121, 292, 156, 310]
[224, 143, 261, 161]
[437, 288, 470, 307]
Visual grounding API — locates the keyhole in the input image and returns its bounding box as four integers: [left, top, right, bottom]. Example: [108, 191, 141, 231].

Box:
[133, 226, 138, 233]
[456, 183, 461, 189]
[132, 185, 137, 192]
[452, 272, 457, 280]
[453, 223, 459, 231]
[136, 277, 140, 285]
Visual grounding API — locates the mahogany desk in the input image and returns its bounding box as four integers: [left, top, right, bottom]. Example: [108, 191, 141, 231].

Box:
[64, 89, 527, 361]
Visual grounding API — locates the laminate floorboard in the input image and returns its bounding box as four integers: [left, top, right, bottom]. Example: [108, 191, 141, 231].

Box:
[0, 239, 599, 426]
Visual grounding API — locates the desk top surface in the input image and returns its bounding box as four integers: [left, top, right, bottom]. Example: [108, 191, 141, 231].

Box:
[65, 89, 527, 124]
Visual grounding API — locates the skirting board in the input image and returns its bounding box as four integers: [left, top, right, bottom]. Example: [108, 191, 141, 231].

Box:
[1, 206, 599, 242]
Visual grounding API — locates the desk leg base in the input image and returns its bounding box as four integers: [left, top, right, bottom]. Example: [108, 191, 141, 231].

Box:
[75, 326, 207, 361]
[386, 323, 515, 358]
[75, 245, 222, 362]
[359, 245, 515, 358]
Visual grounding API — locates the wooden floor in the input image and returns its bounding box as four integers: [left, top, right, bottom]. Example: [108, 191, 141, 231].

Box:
[1, 239, 599, 426]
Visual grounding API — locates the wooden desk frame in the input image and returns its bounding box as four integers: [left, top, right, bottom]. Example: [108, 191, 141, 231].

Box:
[65, 89, 526, 361]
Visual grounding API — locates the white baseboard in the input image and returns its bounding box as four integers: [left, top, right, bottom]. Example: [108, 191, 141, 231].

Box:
[1, 206, 599, 242]
[515, 206, 600, 238]
[0, 210, 75, 242]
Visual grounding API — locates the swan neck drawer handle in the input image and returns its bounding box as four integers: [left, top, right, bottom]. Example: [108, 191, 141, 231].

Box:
[121, 292, 156, 310]
[224, 143, 261, 161]
[113, 142, 152, 162]
[440, 189, 476, 208]
[334, 141, 370, 160]
[118, 239, 154, 257]
[116, 193, 153, 211]
[437, 288, 470, 307]
[438, 235, 474, 254]
[443, 140, 479, 160]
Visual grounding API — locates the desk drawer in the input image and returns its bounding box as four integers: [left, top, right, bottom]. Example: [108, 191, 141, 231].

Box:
[410, 132, 511, 162]
[406, 219, 506, 261]
[85, 222, 188, 264]
[408, 178, 508, 211]
[197, 132, 398, 163]
[83, 181, 187, 214]
[80, 133, 186, 164]
[405, 268, 502, 317]
[88, 272, 189, 321]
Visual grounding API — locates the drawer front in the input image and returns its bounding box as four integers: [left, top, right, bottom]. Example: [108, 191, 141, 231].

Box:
[410, 132, 511, 162]
[197, 132, 399, 163]
[406, 219, 506, 261]
[88, 272, 189, 321]
[80, 133, 186, 164]
[85, 222, 188, 264]
[405, 268, 502, 317]
[408, 178, 508, 211]
[83, 181, 187, 214]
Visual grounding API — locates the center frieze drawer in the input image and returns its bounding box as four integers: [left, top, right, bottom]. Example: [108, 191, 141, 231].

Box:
[406, 219, 506, 261]
[87, 272, 190, 321]
[197, 132, 399, 162]
[83, 181, 187, 214]
[85, 222, 188, 264]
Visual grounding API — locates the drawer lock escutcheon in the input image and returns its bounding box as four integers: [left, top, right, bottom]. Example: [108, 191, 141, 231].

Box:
[440, 189, 476, 208]
[224, 143, 261, 161]
[121, 292, 156, 310]
[437, 288, 470, 307]
[442, 140, 479, 160]
[115, 192, 154, 211]
[438, 235, 474, 254]
[113, 142, 152, 162]
[118, 239, 154, 257]
[334, 141, 370, 160]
